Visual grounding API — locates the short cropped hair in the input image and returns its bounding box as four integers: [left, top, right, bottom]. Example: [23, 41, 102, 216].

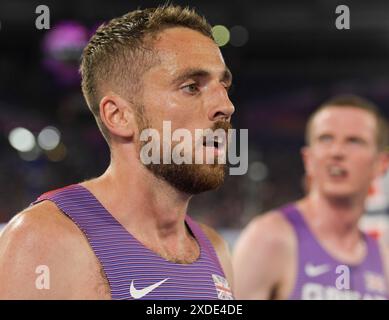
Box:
[80, 5, 213, 142]
[305, 94, 389, 151]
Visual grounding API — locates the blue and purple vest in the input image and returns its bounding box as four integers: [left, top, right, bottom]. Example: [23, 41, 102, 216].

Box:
[281, 204, 388, 300]
[32, 184, 233, 300]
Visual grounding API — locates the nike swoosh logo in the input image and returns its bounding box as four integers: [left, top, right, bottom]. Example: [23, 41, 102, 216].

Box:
[305, 263, 331, 277]
[130, 278, 169, 299]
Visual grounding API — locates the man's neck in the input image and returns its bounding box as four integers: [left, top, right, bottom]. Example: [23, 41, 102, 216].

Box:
[298, 191, 366, 248]
[82, 154, 192, 241]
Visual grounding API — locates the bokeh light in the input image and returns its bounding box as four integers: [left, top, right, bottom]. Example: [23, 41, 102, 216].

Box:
[229, 25, 249, 47]
[8, 127, 36, 153]
[212, 25, 230, 47]
[248, 161, 268, 182]
[38, 126, 61, 151]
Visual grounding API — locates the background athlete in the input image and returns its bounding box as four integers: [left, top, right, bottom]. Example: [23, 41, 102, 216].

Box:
[0, 5, 234, 299]
[233, 95, 389, 299]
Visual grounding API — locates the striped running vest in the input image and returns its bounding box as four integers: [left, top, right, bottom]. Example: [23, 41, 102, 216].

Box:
[281, 204, 388, 300]
[32, 184, 233, 300]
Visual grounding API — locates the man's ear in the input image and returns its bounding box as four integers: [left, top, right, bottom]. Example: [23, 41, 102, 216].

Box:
[301, 146, 312, 175]
[99, 94, 137, 139]
[376, 151, 389, 178]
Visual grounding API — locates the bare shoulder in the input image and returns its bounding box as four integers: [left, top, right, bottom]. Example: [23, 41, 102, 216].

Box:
[0, 201, 104, 299]
[197, 222, 233, 289]
[0, 201, 84, 254]
[236, 210, 295, 252]
[232, 210, 296, 299]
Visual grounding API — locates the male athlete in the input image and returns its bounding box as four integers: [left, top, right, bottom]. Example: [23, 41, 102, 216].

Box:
[0, 5, 235, 299]
[233, 95, 389, 299]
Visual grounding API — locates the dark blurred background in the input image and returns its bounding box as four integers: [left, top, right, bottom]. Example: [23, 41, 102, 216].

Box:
[1, 0, 389, 239]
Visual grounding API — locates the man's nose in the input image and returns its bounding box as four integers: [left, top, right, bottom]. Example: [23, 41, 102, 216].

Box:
[329, 141, 346, 159]
[207, 85, 235, 122]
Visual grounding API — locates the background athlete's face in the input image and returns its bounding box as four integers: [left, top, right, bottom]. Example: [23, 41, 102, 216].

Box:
[135, 27, 235, 194]
[302, 106, 387, 200]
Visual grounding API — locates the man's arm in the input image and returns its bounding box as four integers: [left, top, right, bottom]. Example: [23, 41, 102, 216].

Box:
[232, 212, 295, 300]
[0, 202, 101, 299]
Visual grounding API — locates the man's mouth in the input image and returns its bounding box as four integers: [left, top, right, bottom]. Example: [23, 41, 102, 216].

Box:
[202, 136, 225, 150]
[328, 165, 348, 178]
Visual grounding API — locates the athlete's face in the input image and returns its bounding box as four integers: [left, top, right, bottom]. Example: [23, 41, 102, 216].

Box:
[303, 106, 387, 200]
[136, 27, 235, 194]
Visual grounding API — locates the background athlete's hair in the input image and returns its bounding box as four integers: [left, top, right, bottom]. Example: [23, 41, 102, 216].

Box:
[305, 94, 389, 151]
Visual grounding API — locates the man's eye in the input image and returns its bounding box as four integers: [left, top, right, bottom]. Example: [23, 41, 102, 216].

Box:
[318, 135, 332, 142]
[182, 83, 199, 94]
[349, 138, 364, 145]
